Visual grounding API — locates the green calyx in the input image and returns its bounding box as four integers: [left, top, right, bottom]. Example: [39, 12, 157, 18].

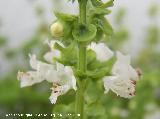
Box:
[72, 24, 97, 44]
[91, 0, 114, 8]
[86, 0, 114, 42]
[55, 42, 77, 66]
[54, 11, 77, 22]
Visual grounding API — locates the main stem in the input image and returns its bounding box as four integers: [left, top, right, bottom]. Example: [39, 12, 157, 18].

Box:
[75, 0, 87, 119]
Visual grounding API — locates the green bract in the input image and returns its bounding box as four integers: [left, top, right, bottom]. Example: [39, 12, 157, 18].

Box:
[100, 17, 113, 36]
[54, 42, 77, 66]
[90, 8, 111, 16]
[72, 24, 97, 44]
[87, 0, 114, 42]
[91, 0, 114, 8]
[87, 57, 116, 80]
[54, 12, 77, 22]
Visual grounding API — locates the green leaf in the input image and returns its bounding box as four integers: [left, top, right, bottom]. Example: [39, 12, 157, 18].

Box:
[85, 81, 102, 104]
[91, 0, 114, 8]
[90, 8, 111, 16]
[91, 0, 104, 7]
[0, 36, 7, 46]
[99, 56, 116, 69]
[61, 21, 74, 45]
[72, 24, 97, 44]
[87, 67, 110, 79]
[87, 49, 97, 64]
[54, 12, 77, 22]
[86, 56, 116, 79]
[86, 103, 106, 117]
[94, 27, 103, 42]
[103, 0, 114, 8]
[56, 42, 77, 66]
[93, 17, 113, 36]
[53, 103, 75, 119]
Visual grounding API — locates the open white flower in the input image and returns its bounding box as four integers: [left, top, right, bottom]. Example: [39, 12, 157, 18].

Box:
[44, 40, 62, 63]
[17, 54, 76, 104]
[103, 52, 139, 98]
[88, 42, 114, 62]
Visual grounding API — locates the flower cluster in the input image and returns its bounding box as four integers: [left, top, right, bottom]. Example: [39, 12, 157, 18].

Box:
[17, 0, 141, 105]
[17, 37, 140, 104]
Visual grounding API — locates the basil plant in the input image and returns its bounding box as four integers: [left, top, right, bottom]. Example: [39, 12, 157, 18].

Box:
[17, 0, 141, 118]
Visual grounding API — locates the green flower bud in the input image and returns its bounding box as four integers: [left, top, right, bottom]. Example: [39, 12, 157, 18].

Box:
[50, 21, 63, 38]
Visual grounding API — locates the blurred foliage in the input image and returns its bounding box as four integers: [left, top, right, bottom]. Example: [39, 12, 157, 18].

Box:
[0, 3, 53, 119]
[137, 3, 160, 71]
[0, 36, 7, 47]
[0, 1, 160, 119]
[107, 7, 129, 50]
[148, 3, 159, 17]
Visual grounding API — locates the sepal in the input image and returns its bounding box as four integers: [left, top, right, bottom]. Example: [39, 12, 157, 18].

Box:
[72, 24, 97, 45]
[54, 11, 77, 22]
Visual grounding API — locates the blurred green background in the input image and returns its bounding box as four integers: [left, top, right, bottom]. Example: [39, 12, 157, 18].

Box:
[0, 0, 160, 119]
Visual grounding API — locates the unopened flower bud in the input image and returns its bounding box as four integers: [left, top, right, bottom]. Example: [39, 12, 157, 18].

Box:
[50, 21, 63, 38]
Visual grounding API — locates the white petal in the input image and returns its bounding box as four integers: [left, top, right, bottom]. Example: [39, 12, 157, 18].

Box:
[129, 66, 139, 81]
[116, 51, 130, 64]
[49, 91, 59, 104]
[88, 42, 113, 62]
[56, 63, 77, 90]
[44, 69, 59, 83]
[112, 52, 138, 81]
[29, 54, 56, 71]
[103, 76, 136, 98]
[64, 66, 77, 90]
[103, 76, 117, 94]
[17, 71, 39, 87]
[44, 51, 60, 64]
[47, 40, 64, 51]
[71, 75, 77, 90]
[49, 84, 70, 104]
[56, 62, 65, 72]
[18, 54, 57, 86]
[44, 40, 61, 63]
[29, 54, 38, 70]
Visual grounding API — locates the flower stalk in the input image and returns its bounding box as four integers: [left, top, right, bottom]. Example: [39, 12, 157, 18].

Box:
[75, 0, 87, 118]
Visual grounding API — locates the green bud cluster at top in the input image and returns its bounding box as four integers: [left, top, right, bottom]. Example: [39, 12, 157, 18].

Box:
[50, 0, 115, 80]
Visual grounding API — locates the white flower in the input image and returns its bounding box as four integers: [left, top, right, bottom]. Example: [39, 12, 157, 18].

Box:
[17, 54, 76, 104]
[44, 40, 62, 63]
[88, 42, 114, 62]
[103, 52, 139, 98]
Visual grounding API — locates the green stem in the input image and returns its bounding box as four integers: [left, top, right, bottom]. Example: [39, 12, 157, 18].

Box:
[78, 45, 87, 72]
[79, 0, 87, 24]
[75, 0, 87, 119]
[75, 80, 84, 119]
